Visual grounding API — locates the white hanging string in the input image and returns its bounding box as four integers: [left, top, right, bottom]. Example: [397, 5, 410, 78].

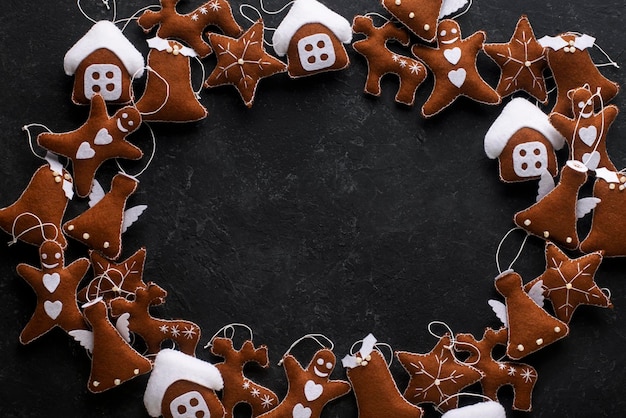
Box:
[239, 4, 277, 47]
[117, 4, 162, 32]
[277, 333, 334, 365]
[77, 0, 117, 23]
[115, 122, 157, 178]
[9, 213, 59, 246]
[495, 227, 530, 274]
[131, 66, 171, 117]
[436, 392, 495, 413]
[569, 31, 620, 68]
[22, 124, 52, 161]
[349, 337, 394, 367]
[192, 56, 207, 100]
[363, 12, 390, 23]
[204, 323, 255, 349]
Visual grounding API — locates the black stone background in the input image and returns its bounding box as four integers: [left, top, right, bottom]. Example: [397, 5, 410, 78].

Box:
[1, 1, 625, 417]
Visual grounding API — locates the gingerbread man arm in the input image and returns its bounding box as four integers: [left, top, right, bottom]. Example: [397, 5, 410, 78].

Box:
[87, 93, 109, 122]
[465, 30, 487, 51]
[16, 264, 41, 287]
[411, 44, 440, 67]
[325, 379, 352, 399]
[604, 105, 619, 126]
[66, 258, 91, 281]
[282, 355, 304, 381]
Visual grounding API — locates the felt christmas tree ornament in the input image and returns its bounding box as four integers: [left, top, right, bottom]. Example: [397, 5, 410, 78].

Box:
[37, 94, 143, 198]
[352, 15, 427, 106]
[455, 327, 538, 411]
[483, 15, 548, 103]
[110, 282, 201, 357]
[412, 19, 501, 117]
[484, 97, 565, 183]
[539, 32, 619, 116]
[144, 348, 225, 418]
[549, 85, 618, 171]
[137, 0, 243, 58]
[63, 20, 145, 105]
[271, 0, 352, 78]
[343, 334, 424, 418]
[380, 0, 443, 42]
[396, 335, 484, 412]
[16, 240, 90, 344]
[204, 19, 288, 108]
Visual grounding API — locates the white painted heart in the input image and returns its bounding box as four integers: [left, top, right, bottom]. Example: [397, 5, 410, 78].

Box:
[76, 142, 95, 160]
[582, 151, 601, 170]
[43, 273, 60, 293]
[304, 380, 323, 402]
[443, 47, 462, 65]
[94, 128, 113, 145]
[292, 403, 312, 418]
[448, 68, 466, 88]
[579, 126, 598, 147]
[44, 300, 63, 320]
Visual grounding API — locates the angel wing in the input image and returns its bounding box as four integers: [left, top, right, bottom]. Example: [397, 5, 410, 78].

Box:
[538, 35, 569, 51]
[488, 299, 508, 328]
[574, 34, 595, 50]
[527, 280, 545, 308]
[89, 180, 106, 207]
[69, 329, 94, 354]
[596, 167, 621, 183]
[438, 0, 469, 18]
[576, 197, 601, 219]
[115, 312, 132, 343]
[122, 205, 147, 233]
[536, 170, 556, 202]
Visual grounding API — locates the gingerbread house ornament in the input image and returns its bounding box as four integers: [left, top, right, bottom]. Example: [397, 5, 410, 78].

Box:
[484, 98, 565, 183]
[272, 0, 352, 78]
[64, 21, 145, 105]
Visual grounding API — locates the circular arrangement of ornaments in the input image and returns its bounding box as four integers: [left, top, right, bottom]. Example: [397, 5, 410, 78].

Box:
[0, 1, 625, 417]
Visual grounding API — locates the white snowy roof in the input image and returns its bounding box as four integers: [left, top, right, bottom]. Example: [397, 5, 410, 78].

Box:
[484, 98, 566, 159]
[272, 0, 352, 56]
[143, 349, 223, 417]
[64, 20, 145, 77]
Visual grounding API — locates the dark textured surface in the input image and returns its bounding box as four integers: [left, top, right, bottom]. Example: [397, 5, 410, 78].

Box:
[0, 1, 625, 417]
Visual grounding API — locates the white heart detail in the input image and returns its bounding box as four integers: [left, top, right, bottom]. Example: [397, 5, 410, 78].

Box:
[448, 68, 466, 88]
[582, 151, 601, 170]
[44, 300, 63, 320]
[579, 126, 598, 147]
[43, 273, 61, 293]
[292, 403, 312, 418]
[443, 47, 462, 65]
[304, 380, 323, 402]
[76, 142, 95, 159]
[94, 128, 113, 145]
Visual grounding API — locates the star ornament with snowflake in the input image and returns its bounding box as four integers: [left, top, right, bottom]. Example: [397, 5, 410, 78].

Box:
[483, 15, 548, 103]
[396, 335, 483, 411]
[204, 19, 287, 107]
[524, 242, 612, 323]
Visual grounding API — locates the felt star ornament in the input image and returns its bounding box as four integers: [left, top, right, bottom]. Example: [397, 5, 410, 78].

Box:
[37, 94, 143, 198]
[524, 243, 611, 323]
[204, 20, 287, 108]
[396, 335, 483, 411]
[483, 15, 548, 103]
[412, 19, 501, 117]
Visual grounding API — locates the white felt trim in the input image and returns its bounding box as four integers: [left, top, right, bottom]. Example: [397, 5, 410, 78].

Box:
[143, 349, 223, 417]
[272, 0, 352, 56]
[538, 34, 595, 51]
[147, 37, 198, 58]
[441, 401, 506, 418]
[64, 21, 145, 77]
[484, 98, 566, 159]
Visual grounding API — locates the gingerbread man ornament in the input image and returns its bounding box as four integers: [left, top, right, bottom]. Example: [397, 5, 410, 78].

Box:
[412, 19, 500, 117]
[17, 240, 90, 344]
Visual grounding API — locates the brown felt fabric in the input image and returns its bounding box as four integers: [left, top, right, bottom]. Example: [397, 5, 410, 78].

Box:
[381, 0, 443, 42]
[72, 49, 134, 105]
[498, 128, 559, 183]
[161, 379, 226, 418]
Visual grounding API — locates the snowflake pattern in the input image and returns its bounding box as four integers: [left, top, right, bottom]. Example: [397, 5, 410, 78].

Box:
[182, 326, 197, 339]
[508, 366, 516, 376]
[521, 368, 536, 383]
[399, 59, 407, 68]
[409, 63, 421, 74]
[208, 0, 221, 12]
[159, 324, 169, 334]
[242, 380, 250, 390]
[170, 325, 180, 337]
[199, 6, 208, 14]
[261, 394, 274, 409]
[190, 13, 199, 21]
[250, 388, 260, 398]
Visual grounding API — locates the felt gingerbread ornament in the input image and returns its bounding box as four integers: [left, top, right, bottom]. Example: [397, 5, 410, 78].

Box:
[549, 85, 618, 171]
[539, 32, 619, 117]
[396, 335, 484, 412]
[16, 240, 90, 344]
[258, 336, 351, 418]
[351, 15, 427, 106]
[204, 20, 288, 108]
[137, 0, 243, 58]
[135, 38, 208, 123]
[70, 298, 152, 393]
[271, 0, 352, 78]
[580, 171, 626, 256]
[78, 247, 150, 306]
[144, 349, 226, 418]
[342, 334, 424, 418]
[380, 0, 443, 42]
[489, 270, 569, 360]
[63, 173, 146, 260]
[484, 97, 565, 183]
[483, 15, 549, 103]
[207, 328, 278, 417]
[514, 160, 593, 250]
[524, 243, 611, 323]
[110, 282, 201, 357]
[455, 327, 538, 411]
[63, 20, 145, 105]
[37, 93, 143, 198]
[411, 19, 501, 117]
[0, 156, 72, 248]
